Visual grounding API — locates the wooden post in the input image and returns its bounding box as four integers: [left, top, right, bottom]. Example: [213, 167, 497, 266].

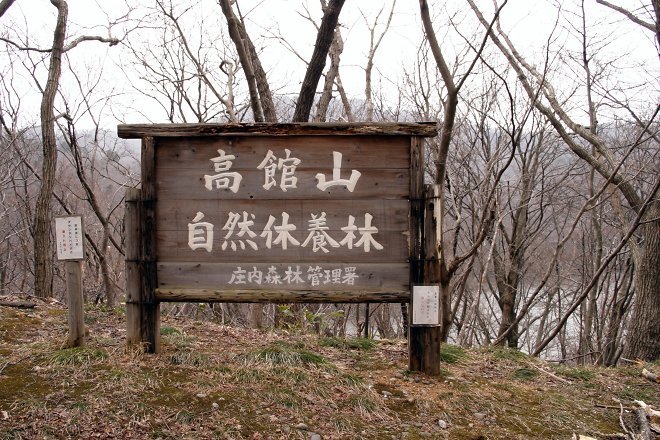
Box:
[55, 215, 86, 348]
[408, 137, 442, 375]
[409, 184, 442, 374]
[125, 137, 160, 353]
[140, 137, 160, 353]
[65, 260, 85, 347]
[125, 187, 141, 346]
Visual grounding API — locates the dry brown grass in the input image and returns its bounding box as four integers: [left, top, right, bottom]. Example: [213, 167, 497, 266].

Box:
[0, 298, 658, 439]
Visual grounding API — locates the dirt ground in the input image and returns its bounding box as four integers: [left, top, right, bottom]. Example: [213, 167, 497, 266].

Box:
[0, 296, 658, 439]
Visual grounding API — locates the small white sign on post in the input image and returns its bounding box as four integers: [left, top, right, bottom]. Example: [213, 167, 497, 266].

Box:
[55, 216, 84, 260]
[412, 285, 440, 326]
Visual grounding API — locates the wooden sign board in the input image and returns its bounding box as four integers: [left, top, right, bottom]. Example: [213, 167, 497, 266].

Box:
[55, 215, 84, 261]
[118, 123, 437, 305]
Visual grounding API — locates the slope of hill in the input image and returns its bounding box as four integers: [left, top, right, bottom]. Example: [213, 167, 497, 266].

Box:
[0, 296, 658, 439]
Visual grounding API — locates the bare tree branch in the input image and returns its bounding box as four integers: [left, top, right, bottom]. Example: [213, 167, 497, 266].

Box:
[0, 35, 120, 53]
[595, 0, 656, 33]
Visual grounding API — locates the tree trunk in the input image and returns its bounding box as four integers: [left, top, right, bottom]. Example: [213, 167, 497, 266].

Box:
[34, 0, 67, 298]
[0, 0, 16, 17]
[292, 0, 345, 122]
[218, 0, 264, 122]
[497, 288, 519, 348]
[624, 199, 660, 360]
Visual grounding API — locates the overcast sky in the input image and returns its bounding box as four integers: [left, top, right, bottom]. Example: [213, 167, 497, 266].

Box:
[2, 0, 657, 127]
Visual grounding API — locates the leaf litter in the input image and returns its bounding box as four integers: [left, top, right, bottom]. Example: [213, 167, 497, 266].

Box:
[0, 297, 658, 439]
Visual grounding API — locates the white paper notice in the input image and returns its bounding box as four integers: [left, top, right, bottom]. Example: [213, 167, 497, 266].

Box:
[412, 285, 440, 325]
[55, 216, 84, 260]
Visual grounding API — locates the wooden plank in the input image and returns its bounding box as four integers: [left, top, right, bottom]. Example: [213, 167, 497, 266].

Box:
[157, 136, 410, 170]
[156, 229, 408, 262]
[118, 122, 438, 139]
[140, 137, 160, 354]
[155, 199, 409, 233]
[155, 288, 410, 303]
[124, 188, 141, 346]
[157, 262, 409, 291]
[65, 260, 85, 348]
[156, 168, 409, 200]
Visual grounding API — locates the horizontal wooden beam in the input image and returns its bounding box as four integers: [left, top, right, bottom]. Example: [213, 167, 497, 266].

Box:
[117, 122, 438, 139]
[154, 288, 410, 303]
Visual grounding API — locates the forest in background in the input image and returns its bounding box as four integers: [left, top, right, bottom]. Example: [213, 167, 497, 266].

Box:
[0, 0, 658, 363]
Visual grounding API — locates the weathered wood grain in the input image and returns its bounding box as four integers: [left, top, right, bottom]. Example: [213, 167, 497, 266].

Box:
[155, 199, 409, 232]
[407, 137, 443, 375]
[118, 122, 438, 138]
[139, 137, 160, 354]
[124, 188, 142, 347]
[157, 136, 410, 170]
[65, 260, 85, 348]
[156, 168, 409, 200]
[155, 288, 410, 303]
[156, 229, 408, 262]
[157, 262, 409, 291]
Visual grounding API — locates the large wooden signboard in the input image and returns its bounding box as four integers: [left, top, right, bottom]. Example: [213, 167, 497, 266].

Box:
[119, 123, 439, 367]
[119, 123, 436, 306]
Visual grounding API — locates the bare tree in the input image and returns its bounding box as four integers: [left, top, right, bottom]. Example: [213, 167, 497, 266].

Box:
[418, 0, 509, 339]
[361, 1, 396, 122]
[468, 0, 660, 359]
[33, 0, 68, 298]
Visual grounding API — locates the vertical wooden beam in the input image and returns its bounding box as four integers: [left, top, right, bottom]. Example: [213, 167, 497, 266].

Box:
[125, 187, 141, 346]
[140, 136, 160, 353]
[65, 260, 85, 347]
[408, 130, 442, 374]
[410, 184, 442, 374]
[408, 136, 426, 371]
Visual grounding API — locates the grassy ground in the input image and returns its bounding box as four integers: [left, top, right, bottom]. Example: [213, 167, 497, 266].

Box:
[0, 298, 658, 439]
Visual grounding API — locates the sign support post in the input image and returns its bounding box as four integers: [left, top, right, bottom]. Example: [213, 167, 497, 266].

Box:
[55, 215, 85, 347]
[65, 260, 85, 347]
[407, 138, 443, 375]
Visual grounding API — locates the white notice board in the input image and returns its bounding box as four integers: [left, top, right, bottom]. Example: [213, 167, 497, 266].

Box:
[55, 216, 84, 260]
[412, 285, 440, 326]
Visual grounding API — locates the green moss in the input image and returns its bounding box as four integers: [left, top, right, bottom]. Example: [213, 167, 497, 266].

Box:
[513, 367, 538, 381]
[0, 309, 41, 343]
[440, 344, 467, 364]
[160, 326, 181, 336]
[48, 347, 108, 366]
[0, 363, 54, 405]
[319, 336, 376, 350]
[248, 344, 325, 366]
[555, 366, 596, 381]
[617, 385, 654, 402]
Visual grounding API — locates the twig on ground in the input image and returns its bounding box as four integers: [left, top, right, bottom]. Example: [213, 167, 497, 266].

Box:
[527, 362, 571, 383]
[641, 369, 659, 384]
